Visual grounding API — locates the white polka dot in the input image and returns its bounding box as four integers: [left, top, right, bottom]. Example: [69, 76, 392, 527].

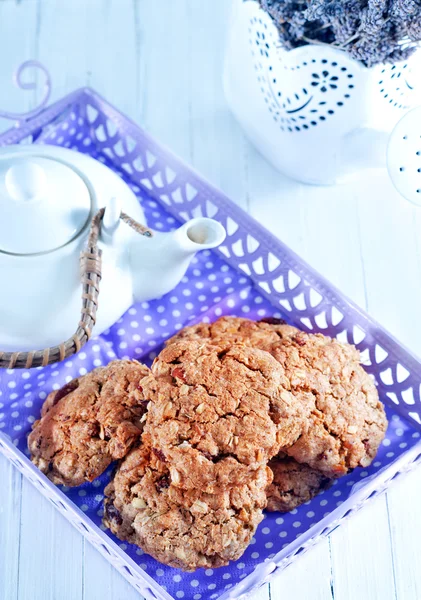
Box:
[255, 296, 263, 304]
[120, 544, 127, 551]
[92, 480, 101, 488]
[227, 299, 235, 308]
[208, 584, 216, 590]
[176, 592, 184, 598]
[129, 308, 137, 315]
[205, 569, 213, 576]
[215, 308, 222, 316]
[11, 411, 19, 418]
[241, 306, 250, 313]
[156, 569, 164, 577]
[117, 328, 125, 336]
[78, 490, 87, 497]
[276, 517, 284, 524]
[279, 530, 287, 538]
[65, 361, 73, 368]
[159, 319, 168, 327]
[293, 521, 301, 528]
[373, 461, 381, 467]
[190, 580, 199, 587]
[173, 574, 182, 582]
[257, 309, 266, 316]
[333, 490, 342, 497]
[186, 302, 194, 310]
[119, 342, 128, 349]
[360, 471, 368, 477]
[136, 548, 144, 555]
[39, 392, 47, 400]
[265, 542, 273, 548]
[22, 372, 30, 379]
[13, 425, 22, 431]
[146, 327, 155, 335]
[413, 432, 420, 438]
[193, 595, 202, 600]
[92, 345, 100, 352]
[262, 527, 270, 534]
[27, 416, 35, 424]
[320, 499, 328, 506]
[346, 480, 355, 486]
[172, 310, 181, 317]
[386, 452, 395, 458]
[93, 359, 102, 367]
[306, 511, 315, 518]
[8, 382, 16, 388]
[395, 428, 404, 437]
[144, 315, 152, 322]
[251, 552, 259, 559]
[399, 442, 408, 449]
[182, 289, 191, 296]
[382, 438, 391, 446]
[131, 321, 139, 328]
[78, 352, 87, 360]
[80, 504, 88, 512]
[222, 573, 231, 579]
[141, 302, 150, 309]
[96, 510, 104, 517]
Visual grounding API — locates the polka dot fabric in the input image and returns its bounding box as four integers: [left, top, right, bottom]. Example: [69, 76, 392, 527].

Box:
[0, 194, 419, 599]
[1, 95, 421, 600]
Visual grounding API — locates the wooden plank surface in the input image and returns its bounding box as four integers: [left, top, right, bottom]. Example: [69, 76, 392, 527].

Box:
[0, 1, 421, 599]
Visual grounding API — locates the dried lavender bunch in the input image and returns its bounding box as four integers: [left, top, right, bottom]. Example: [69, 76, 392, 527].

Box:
[259, 0, 421, 66]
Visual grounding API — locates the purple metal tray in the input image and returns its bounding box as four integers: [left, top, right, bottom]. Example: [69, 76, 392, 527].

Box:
[1, 66, 421, 600]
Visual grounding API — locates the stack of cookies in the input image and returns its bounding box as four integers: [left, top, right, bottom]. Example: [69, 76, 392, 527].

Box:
[28, 317, 388, 571]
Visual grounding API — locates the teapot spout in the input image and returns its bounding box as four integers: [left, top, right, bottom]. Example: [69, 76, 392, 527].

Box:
[130, 217, 225, 303]
[174, 217, 226, 253]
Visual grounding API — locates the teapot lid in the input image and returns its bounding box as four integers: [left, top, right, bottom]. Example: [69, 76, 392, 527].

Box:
[0, 154, 91, 255]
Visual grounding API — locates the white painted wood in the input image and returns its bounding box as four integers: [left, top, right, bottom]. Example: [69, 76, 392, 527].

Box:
[270, 540, 334, 600]
[0, 2, 420, 600]
[330, 496, 397, 600]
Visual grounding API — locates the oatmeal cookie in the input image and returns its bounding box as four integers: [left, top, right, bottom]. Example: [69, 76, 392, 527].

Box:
[166, 315, 299, 349]
[141, 340, 306, 491]
[104, 446, 271, 570]
[266, 455, 332, 512]
[271, 332, 387, 476]
[167, 317, 387, 477]
[28, 360, 150, 486]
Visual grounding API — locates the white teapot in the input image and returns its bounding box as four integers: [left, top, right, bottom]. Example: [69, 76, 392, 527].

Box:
[0, 145, 225, 368]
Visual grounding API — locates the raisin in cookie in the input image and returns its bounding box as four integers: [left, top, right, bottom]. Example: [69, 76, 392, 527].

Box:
[141, 340, 307, 491]
[28, 360, 149, 486]
[104, 446, 271, 570]
[167, 317, 387, 477]
[266, 455, 332, 512]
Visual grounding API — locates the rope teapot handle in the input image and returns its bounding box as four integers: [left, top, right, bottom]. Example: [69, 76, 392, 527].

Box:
[0, 209, 153, 369]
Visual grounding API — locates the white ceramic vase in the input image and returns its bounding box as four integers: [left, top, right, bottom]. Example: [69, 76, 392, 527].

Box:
[224, 0, 421, 184]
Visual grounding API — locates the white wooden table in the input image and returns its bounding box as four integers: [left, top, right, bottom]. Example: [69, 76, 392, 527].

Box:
[1, 1, 421, 599]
